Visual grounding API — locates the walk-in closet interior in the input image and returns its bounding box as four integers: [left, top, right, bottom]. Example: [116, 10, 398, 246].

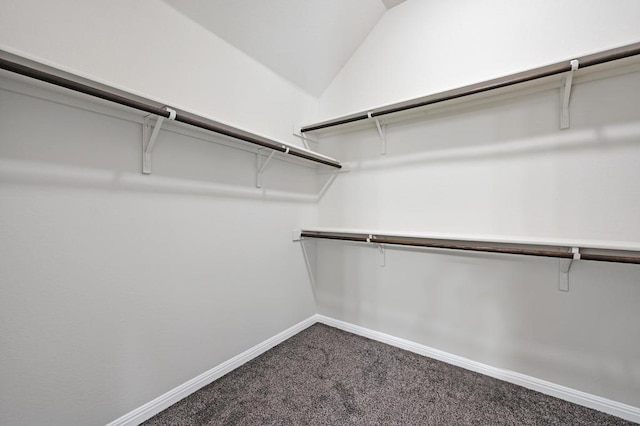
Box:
[1, 1, 639, 425]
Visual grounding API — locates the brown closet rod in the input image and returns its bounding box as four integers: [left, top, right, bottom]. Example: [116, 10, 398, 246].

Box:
[301, 42, 640, 133]
[0, 55, 342, 169]
[301, 231, 640, 265]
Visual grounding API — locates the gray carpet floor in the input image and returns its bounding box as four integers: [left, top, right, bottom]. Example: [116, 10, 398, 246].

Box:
[143, 323, 635, 425]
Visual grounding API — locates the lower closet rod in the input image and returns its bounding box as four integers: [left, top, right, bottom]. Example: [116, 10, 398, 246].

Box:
[300, 231, 640, 265]
[0, 55, 342, 169]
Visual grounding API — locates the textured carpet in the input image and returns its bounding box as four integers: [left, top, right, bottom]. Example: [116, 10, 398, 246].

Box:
[143, 324, 635, 425]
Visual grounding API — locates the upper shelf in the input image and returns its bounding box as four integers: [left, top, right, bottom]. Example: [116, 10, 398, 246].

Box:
[301, 42, 640, 134]
[0, 50, 342, 169]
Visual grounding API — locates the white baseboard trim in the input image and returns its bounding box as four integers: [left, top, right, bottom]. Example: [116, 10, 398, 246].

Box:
[106, 315, 317, 426]
[107, 314, 640, 425]
[314, 314, 640, 424]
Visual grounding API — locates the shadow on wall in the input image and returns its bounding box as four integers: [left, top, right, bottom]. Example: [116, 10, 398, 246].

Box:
[0, 78, 326, 203]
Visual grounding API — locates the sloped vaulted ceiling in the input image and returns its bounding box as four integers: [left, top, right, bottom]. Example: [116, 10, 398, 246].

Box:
[162, 0, 406, 97]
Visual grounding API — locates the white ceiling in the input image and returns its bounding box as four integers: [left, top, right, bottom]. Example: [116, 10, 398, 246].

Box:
[163, 1, 405, 97]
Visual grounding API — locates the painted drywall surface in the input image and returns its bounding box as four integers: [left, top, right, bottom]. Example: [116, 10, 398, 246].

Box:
[0, 77, 317, 425]
[315, 242, 640, 406]
[318, 0, 640, 119]
[315, 71, 640, 406]
[163, 0, 386, 97]
[0, 0, 317, 145]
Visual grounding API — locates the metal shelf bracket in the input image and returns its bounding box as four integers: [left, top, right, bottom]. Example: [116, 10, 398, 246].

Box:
[317, 167, 350, 201]
[256, 148, 280, 188]
[300, 134, 312, 150]
[368, 112, 386, 155]
[293, 230, 318, 290]
[292, 125, 317, 150]
[142, 107, 176, 174]
[377, 244, 386, 267]
[560, 59, 579, 130]
[559, 247, 580, 291]
[366, 234, 386, 267]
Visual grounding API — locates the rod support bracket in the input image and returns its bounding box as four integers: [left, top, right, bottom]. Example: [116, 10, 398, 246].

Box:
[377, 243, 386, 267]
[560, 59, 579, 130]
[559, 247, 580, 291]
[297, 234, 317, 290]
[142, 107, 176, 174]
[368, 111, 386, 155]
[365, 234, 386, 267]
[293, 124, 317, 150]
[256, 148, 277, 188]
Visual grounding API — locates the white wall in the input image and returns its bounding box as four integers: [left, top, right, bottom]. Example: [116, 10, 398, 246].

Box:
[318, 69, 640, 241]
[0, 50, 318, 426]
[0, 2, 324, 424]
[318, 0, 640, 119]
[315, 65, 640, 407]
[313, 0, 640, 409]
[0, 0, 317, 144]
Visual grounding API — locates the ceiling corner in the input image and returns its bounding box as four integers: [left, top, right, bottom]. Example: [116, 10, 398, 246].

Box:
[381, 0, 407, 10]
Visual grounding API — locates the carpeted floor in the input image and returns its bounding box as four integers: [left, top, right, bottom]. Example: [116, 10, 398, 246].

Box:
[143, 323, 635, 425]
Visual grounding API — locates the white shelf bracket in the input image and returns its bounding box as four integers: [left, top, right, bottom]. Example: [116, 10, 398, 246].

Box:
[317, 167, 350, 201]
[559, 247, 580, 291]
[256, 148, 278, 188]
[300, 134, 311, 150]
[318, 173, 338, 200]
[368, 112, 386, 155]
[377, 244, 386, 267]
[293, 231, 318, 292]
[366, 234, 386, 267]
[560, 59, 579, 130]
[293, 125, 317, 151]
[142, 107, 176, 174]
